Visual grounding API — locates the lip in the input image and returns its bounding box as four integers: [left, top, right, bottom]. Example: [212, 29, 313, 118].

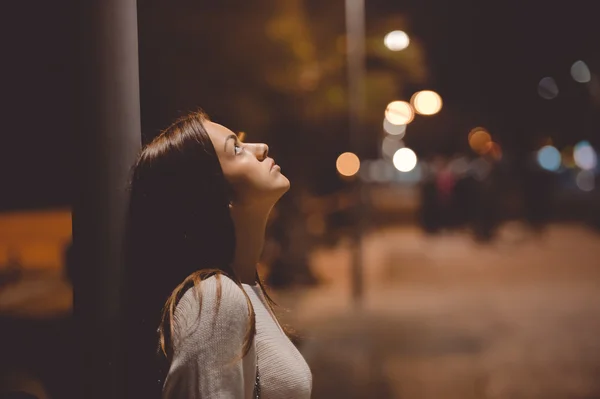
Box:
[269, 159, 276, 170]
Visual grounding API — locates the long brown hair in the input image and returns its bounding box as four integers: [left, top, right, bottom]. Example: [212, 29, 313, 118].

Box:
[123, 110, 276, 398]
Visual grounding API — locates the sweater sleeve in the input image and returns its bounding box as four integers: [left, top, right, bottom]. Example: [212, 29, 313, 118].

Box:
[162, 275, 253, 399]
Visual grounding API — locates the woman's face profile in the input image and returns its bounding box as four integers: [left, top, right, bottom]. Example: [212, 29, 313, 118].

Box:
[205, 121, 290, 205]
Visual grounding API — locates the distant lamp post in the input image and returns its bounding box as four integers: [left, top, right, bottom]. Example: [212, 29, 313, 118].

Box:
[411, 90, 443, 115]
[384, 30, 410, 51]
[345, 0, 366, 306]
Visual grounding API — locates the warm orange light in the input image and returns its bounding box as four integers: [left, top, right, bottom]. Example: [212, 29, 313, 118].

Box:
[411, 90, 443, 115]
[469, 127, 492, 154]
[561, 146, 576, 168]
[238, 132, 246, 142]
[483, 141, 502, 161]
[336, 152, 360, 177]
[306, 214, 326, 236]
[385, 101, 414, 125]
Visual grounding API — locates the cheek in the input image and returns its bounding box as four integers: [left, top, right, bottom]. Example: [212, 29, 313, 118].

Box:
[225, 163, 266, 195]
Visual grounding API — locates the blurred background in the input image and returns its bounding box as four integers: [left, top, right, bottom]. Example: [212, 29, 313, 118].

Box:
[1, 1, 600, 398]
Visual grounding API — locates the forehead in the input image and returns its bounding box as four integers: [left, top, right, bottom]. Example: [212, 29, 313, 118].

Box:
[204, 121, 236, 154]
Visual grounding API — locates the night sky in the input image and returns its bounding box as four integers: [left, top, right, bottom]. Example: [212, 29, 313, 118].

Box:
[1, 1, 598, 210]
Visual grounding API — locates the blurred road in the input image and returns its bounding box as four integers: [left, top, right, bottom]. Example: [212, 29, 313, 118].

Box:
[1, 222, 600, 398]
[273, 223, 600, 399]
[0, 271, 70, 318]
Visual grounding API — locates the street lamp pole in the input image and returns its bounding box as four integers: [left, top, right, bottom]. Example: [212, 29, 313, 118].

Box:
[345, 0, 366, 306]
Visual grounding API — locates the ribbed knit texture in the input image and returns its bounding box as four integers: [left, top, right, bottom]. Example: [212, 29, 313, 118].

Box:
[162, 275, 312, 399]
[242, 283, 312, 399]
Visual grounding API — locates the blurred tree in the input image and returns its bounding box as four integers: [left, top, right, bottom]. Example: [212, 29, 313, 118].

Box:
[138, 0, 429, 175]
[137, 0, 429, 287]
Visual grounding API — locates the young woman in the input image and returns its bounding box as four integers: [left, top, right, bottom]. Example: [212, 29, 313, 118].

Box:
[123, 111, 312, 398]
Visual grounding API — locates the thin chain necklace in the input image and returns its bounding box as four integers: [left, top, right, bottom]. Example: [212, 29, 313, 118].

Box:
[254, 356, 261, 398]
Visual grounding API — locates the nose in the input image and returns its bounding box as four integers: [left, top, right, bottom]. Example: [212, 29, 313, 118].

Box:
[250, 143, 269, 161]
[260, 144, 269, 160]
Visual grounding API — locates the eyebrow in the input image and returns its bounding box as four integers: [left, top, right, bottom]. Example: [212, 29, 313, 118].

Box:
[224, 134, 238, 153]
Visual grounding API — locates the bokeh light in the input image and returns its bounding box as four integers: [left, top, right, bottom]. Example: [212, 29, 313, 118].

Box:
[358, 159, 372, 182]
[571, 61, 591, 83]
[561, 146, 576, 168]
[574, 141, 598, 170]
[468, 127, 492, 154]
[449, 156, 470, 176]
[336, 152, 360, 177]
[538, 77, 559, 100]
[470, 157, 492, 181]
[369, 159, 386, 183]
[576, 170, 595, 192]
[410, 90, 443, 115]
[384, 30, 410, 51]
[537, 145, 561, 171]
[393, 147, 417, 172]
[394, 162, 422, 184]
[385, 101, 414, 125]
[483, 141, 503, 161]
[382, 136, 404, 160]
[383, 118, 406, 137]
[306, 214, 326, 236]
[370, 159, 395, 182]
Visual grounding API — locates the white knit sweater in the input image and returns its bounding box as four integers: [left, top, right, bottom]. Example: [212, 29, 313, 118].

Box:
[162, 275, 312, 399]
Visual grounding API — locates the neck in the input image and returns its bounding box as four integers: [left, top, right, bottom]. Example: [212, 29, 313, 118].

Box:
[230, 202, 272, 285]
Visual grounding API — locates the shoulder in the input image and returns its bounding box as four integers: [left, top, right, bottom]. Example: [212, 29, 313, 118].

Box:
[179, 274, 248, 312]
[173, 274, 250, 341]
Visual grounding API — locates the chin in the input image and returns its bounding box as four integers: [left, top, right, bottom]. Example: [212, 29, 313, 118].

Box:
[275, 177, 290, 196]
[281, 174, 291, 190]
[271, 175, 290, 199]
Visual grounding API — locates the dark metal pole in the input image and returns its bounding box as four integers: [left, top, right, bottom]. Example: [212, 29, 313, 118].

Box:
[345, 0, 366, 306]
[72, 1, 141, 398]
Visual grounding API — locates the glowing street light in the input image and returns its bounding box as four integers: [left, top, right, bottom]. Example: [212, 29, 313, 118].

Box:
[576, 170, 595, 192]
[571, 60, 591, 83]
[468, 127, 492, 154]
[537, 145, 561, 171]
[538, 77, 559, 100]
[384, 30, 409, 51]
[385, 101, 414, 125]
[411, 90, 442, 115]
[393, 147, 417, 172]
[483, 142, 502, 161]
[574, 141, 597, 170]
[336, 152, 361, 177]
